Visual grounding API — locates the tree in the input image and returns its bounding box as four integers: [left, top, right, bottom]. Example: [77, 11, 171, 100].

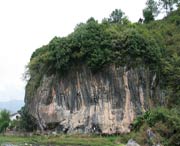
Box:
[161, 53, 180, 106]
[158, 0, 180, 14]
[112, 28, 162, 68]
[108, 9, 125, 23]
[143, 0, 159, 23]
[143, 0, 180, 21]
[143, 8, 155, 23]
[18, 106, 38, 132]
[0, 109, 10, 134]
[147, 0, 159, 16]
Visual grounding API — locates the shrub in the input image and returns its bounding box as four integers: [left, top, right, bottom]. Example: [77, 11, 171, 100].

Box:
[131, 107, 180, 146]
[0, 109, 10, 133]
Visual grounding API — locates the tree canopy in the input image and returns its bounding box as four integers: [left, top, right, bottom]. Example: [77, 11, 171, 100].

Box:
[27, 17, 162, 78]
[108, 9, 125, 23]
[143, 0, 159, 23]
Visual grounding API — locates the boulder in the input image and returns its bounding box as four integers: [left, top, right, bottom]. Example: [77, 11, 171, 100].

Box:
[126, 139, 140, 146]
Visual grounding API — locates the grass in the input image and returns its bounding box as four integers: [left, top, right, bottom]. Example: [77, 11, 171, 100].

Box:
[0, 134, 126, 146]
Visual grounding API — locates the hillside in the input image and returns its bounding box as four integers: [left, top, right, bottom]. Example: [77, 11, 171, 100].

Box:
[23, 6, 180, 146]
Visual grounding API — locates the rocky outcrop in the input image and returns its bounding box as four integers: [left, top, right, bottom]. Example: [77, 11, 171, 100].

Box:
[126, 139, 140, 146]
[25, 65, 162, 134]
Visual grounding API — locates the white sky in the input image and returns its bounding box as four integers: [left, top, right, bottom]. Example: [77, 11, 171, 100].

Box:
[0, 0, 146, 102]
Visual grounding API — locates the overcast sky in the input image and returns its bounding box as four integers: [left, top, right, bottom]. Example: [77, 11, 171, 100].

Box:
[0, 0, 146, 102]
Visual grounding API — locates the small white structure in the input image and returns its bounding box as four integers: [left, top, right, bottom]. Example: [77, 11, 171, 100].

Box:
[10, 113, 20, 121]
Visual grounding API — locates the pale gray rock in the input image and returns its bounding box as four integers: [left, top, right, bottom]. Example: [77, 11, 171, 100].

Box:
[147, 128, 162, 146]
[126, 139, 140, 146]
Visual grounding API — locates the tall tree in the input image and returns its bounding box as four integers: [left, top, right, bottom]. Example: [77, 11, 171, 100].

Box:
[0, 110, 10, 134]
[147, 0, 159, 16]
[18, 106, 38, 132]
[143, 0, 159, 23]
[108, 9, 125, 23]
[161, 54, 180, 106]
[143, 8, 155, 23]
[159, 0, 180, 14]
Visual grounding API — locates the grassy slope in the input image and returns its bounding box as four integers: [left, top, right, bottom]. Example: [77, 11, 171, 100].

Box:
[0, 134, 125, 146]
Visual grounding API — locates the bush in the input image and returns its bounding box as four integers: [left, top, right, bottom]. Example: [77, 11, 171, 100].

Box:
[131, 107, 180, 146]
[0, 109, 10, 133]
[18, 106, 38, 132]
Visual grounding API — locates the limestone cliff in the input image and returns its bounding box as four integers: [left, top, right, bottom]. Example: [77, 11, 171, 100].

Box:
[25, 65, 162, 134]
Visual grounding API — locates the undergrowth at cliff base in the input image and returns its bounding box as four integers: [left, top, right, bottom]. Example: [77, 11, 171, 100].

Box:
[118, 107, 180, 146]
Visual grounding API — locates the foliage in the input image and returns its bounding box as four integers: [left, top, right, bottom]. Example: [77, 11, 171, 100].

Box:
[143, 0, 159, 23]
[143, 0, 180, 22]
[161, 53, 180, 106]
[130, 107, 180, 146]
[142, 6, 180, 106]
[27, 18, 163, 77]
[158, 0, 180, 14]
[0, 109, 10, 133]
[108, 9, 125, 23]
[147, 0, 160, 16]
[18, 106, 38, 132]
[111, 28, 162, 69]
[143, 8, 155, 23]
[9, 119, 20, 131]
[0, 134, 125, 146]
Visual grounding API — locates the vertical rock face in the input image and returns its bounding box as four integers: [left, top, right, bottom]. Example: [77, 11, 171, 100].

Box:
[26, 65, 162, 134]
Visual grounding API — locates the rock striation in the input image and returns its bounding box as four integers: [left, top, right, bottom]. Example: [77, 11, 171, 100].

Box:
[25, 65, 162, 134]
